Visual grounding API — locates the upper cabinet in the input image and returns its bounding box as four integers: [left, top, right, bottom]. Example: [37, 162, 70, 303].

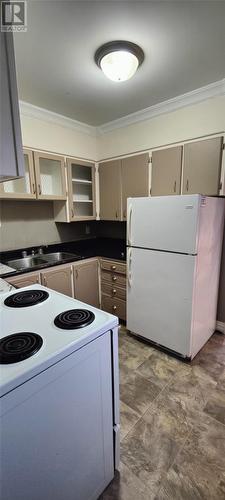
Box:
[0, 148, 36, 199]
[0, 32, 24, 182]
[0, 149, 67, 200]
[182, 137, 223, 195]
[151, 146, 182, 196]
[99, 160, 122, 221]
[54, 158, 96, 222]
[67, 159, 96, 220]
[34, 152, 66, 200]
[99, 153, 150, 221]
[121, 153, 149, 220]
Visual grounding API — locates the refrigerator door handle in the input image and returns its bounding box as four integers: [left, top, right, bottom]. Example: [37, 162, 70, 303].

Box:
[127, 247, 132, 287]
[127, 203, 133, 246]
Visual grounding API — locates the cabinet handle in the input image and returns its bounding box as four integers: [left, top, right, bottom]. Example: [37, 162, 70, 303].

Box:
[115, 211, 118, 219]
[112, 276, 117, 282]
[186, 179, 189, 192]
[112, 289, 117, 295]
[43, 277, 46, 285]
[123, 210, 126, 220]
[111, 265, 116, 270]
[75, 269, 78, 279]
[33, 183, 36, 194]
[112, 305, 117, 311]
[38, 184, 41, 195]
[71, 208, 74, 218]
[36, 278, 39, 283]
[173, 180, 176, 193]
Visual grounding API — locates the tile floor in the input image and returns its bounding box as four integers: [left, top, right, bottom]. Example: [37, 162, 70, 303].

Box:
[102, 327, 225, 500]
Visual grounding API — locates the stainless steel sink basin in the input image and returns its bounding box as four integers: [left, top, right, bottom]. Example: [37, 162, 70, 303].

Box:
[6, 252, 79, 272]
[6, 256, 49, 271]
[43, 252, 78, 262]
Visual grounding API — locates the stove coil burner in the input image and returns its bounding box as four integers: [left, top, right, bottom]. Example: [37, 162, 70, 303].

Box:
[4, 290, 49, 308]
[54, 309, 95, 330]
[0, 332, 43, 364]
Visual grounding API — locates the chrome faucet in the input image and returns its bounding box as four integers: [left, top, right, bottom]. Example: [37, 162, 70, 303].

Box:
[22, 250, 27, 258]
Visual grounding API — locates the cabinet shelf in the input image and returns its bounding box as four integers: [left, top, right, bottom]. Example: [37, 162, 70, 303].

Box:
[73, 199, 93, 203]
[72, 179, 92, 184]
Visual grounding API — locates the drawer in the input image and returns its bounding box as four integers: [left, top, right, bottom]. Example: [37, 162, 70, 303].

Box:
[101, 270, 126, 288]
[101, 295, 126, 321]
[100, 259, 126, 275]
[101, 281, 126, 301]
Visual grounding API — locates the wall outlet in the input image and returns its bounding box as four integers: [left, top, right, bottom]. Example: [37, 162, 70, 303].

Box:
[85, 224, 90, 235]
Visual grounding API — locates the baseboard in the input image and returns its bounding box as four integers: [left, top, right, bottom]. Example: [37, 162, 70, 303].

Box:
[216, 321, 225, 334]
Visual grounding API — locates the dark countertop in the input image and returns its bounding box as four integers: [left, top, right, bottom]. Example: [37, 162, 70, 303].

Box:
[0, 237, 126, 278]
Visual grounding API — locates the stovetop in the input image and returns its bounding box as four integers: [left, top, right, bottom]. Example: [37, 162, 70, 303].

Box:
[0, 285, 118, 397]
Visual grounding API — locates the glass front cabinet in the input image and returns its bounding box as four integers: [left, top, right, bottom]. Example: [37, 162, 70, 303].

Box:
[0, 148, 36, 199]
[33, 152, 67, 200]
[67, 159, 96, 220]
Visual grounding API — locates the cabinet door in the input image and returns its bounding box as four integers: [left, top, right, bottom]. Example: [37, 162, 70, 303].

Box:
[0, 149, 36, 199]
[151, 146, 182, 196]
[73, 259, 99, 308]
[67, 159, 96, 221]
[182, 137, 223, 195]
[6, 272, 40, 287]
[34, 152, 66, 200]
[121, 153, 149, 220]
[41, 265, 73, 296]
[0, 32, 24, 182]
[99, 160, 122, 220]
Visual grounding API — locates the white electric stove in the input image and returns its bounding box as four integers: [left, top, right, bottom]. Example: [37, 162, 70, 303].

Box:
[0, 285, 120, 500]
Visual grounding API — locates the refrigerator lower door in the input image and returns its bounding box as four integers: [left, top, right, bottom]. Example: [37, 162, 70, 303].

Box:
[127, 195, 200, 254]
[127, 247, 196, 357]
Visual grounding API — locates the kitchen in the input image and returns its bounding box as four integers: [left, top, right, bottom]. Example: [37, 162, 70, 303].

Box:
[0, 1, 225, 499]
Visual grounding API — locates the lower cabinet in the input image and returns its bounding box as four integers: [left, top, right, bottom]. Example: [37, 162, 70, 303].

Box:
[100, 259, 127, 321]
[5, 271, 40, 287]
[40, 264, 73, 297]
[73, 259, 99, 308]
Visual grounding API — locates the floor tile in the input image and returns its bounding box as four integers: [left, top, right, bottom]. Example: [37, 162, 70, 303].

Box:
[121, 402, 190, 496]
[136, 350, 189, 389]
[120, 401, 140, 440]
[156, 415, 225, 500]
[203, 385, 225, 425]
[101, 462, 154, 500]
[119, 338, 152, 370]
[119, 367, 160, 416]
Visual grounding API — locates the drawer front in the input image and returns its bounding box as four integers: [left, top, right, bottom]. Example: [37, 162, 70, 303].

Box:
[102, 295, 126, 321]
[101, 270, 126, 288]
[100, 259, 126, 275]
[101, 281, 126, 301]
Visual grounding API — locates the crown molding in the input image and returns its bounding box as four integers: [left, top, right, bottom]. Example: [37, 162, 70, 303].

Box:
[97, 78, 225, 134]
[19, 101, 97, 137]
[19, 79, 225, 137]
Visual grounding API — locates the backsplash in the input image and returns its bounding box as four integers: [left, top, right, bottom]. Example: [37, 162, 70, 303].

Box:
[0, 201, 96, 251]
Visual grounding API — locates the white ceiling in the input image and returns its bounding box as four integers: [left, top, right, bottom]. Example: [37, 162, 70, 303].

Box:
[14, 0, 225, 126]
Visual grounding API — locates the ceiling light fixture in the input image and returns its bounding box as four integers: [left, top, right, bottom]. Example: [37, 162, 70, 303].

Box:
[95, 41, 144, 83]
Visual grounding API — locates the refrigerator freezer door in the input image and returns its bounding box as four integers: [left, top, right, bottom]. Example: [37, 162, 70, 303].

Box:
[127, 195, 201, 254]
[127, 247, 196, 356]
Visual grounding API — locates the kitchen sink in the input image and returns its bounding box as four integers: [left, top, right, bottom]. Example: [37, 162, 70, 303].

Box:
[6, 252, 79, 272]
[6, 256, 49, 271]
[43, 252, 79, 262]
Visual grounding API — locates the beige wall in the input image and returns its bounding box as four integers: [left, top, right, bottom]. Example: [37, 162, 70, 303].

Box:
[0, 201, 90, 251]
[98, 96, 225, 159]
[21, 114, 97, 160]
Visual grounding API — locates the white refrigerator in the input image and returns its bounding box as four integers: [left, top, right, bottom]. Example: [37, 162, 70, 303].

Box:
[127, 195, 225, 359]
